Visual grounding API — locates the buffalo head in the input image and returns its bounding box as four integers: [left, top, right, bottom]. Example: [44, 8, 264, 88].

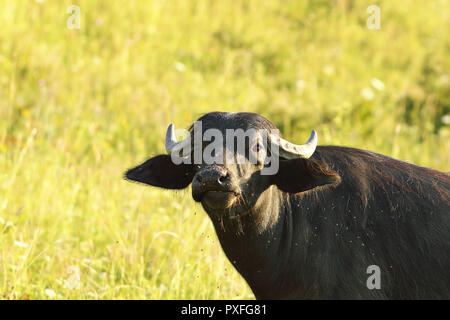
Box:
[125, 112, 340, 220]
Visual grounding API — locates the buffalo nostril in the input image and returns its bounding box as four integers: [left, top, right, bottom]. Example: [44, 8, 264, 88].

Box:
[218, 172, 229, 184]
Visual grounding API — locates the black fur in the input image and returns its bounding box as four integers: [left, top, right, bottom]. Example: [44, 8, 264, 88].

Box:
[216, 146, 449, 299]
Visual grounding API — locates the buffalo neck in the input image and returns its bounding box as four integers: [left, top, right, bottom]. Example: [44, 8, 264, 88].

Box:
[208, 186, 308, 299]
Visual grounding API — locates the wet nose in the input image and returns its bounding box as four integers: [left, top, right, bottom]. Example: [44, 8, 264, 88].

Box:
[194, 167, 230, 189]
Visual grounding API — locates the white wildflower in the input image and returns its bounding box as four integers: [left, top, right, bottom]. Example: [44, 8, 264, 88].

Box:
[174, 62, 186, 72]
[14, 240, 29, 248]
[45, 289, 56, 298]
[442, 114, 450, 125]
[361, 87, 375, 100]
[371, 78, 385, 91]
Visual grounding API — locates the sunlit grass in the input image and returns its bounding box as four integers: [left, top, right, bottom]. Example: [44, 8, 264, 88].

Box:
[0, 0, 448, 299]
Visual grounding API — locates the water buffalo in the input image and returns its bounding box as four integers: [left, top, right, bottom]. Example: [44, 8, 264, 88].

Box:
[125, 112, 450, 299]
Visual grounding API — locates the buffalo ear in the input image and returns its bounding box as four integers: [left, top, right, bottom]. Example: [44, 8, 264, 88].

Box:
[124, 155, 194, 189]
[273, 158, 340, 193]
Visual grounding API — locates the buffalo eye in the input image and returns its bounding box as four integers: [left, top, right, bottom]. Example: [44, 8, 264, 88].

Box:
[252, 143, 262, 153]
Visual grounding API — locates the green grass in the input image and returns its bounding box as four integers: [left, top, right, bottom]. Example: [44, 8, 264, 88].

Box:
[0, 0, 449, 299]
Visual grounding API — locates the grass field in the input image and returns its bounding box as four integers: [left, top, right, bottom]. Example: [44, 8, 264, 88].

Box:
[0, 0, 449, 299]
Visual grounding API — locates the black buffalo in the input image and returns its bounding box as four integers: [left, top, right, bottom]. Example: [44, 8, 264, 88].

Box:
[125, 112, 450, 299]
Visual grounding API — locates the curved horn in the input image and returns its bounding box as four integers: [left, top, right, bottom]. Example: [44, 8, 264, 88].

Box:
[270, 130, 318, 159]
[165, 124, 191, 155]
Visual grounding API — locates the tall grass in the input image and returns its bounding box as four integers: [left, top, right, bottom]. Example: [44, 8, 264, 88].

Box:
[0, 0, 448, 299]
